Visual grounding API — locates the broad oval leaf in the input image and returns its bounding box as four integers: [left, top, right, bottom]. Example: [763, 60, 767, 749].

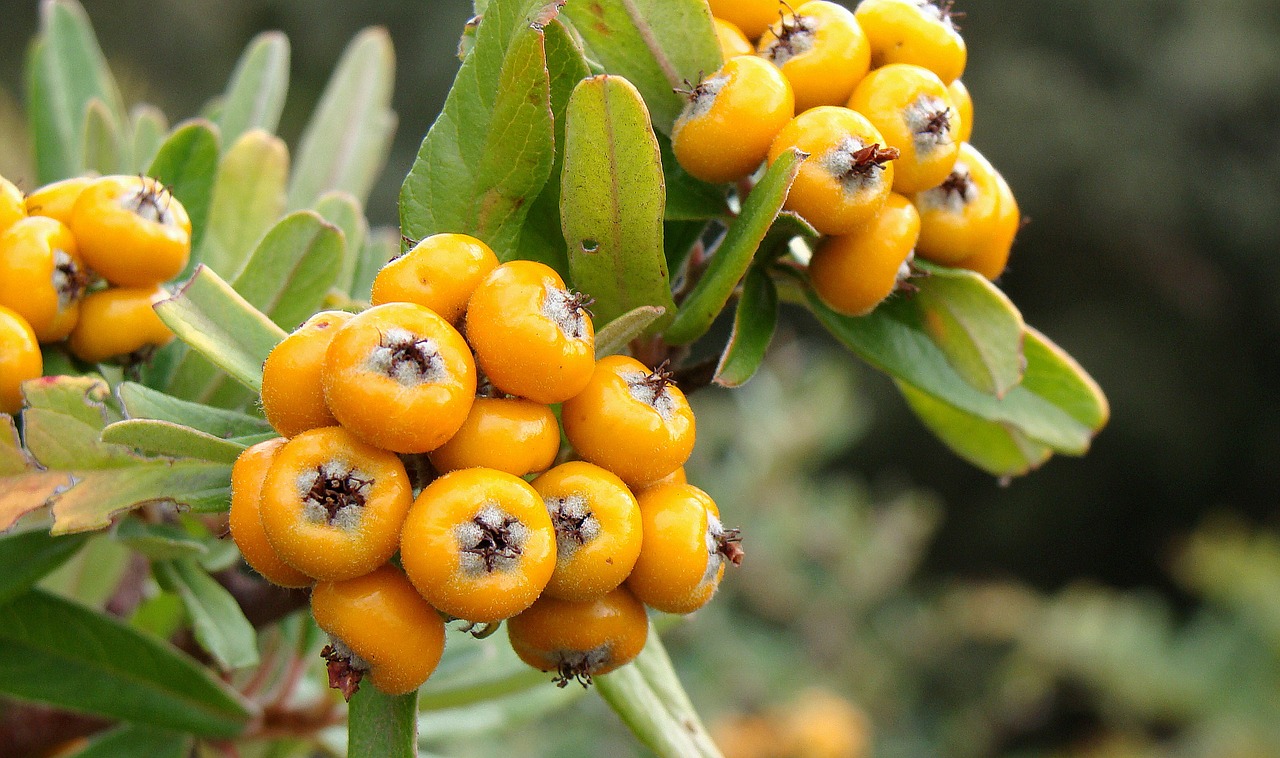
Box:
[147, 119, 220, 253]
[26, 0, 128, 182]
[561, 0, 722, 134]
[287, 28, 396, 210]
[400, 3, 558, 262]
[664, 148, 804, 345]
[912, 261, 1026, 398]
[213, 31, 290, 146]
[230, 211, 344, 331]
[0, 589, 254, 736]
[714, 266, 777, 388]
[811, 287, 1109, 473]
[154, 559, 258, 671]
[899, 382, 1053, 478]
[561, 74, 676, 329]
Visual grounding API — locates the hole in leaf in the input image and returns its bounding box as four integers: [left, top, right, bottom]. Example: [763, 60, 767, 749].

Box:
[581, 238, 599, 254]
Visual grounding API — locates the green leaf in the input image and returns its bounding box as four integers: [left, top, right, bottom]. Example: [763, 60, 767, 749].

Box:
[313, 191, 367, 295]
[657, 131, 729, 220]
[287, 28, 396, 210]
[26, 0, 129, 182]
[561, 74, 675, 329]
[0, 589, 254, 736]
[214, 31, 290, 145]
[400, 2, 558, 261]
[81, 98, 122, 175]
[154, 559, 258, 671]
[911, 262, 1026, 397]
[155, 266, 287, 397]
[130, 104, 169, 171]
[415, 686, 583, 745]
[518, 18, 592, 276]
[147, 120, 220, 253]
[0, 528, 89, 605]
[116, 382, 272, 438]
[664, 148, 804, 345]
[114, 518, 209, 561]
[64, 724, 191, 758]
[38, 533, 131, 607]
[1, 377, 233, 534]
[349, 688, 417, 758]
[899, 383, 1052, 478]
[811, 287, 1110, 472]
[663, 219, 707, 280]
[714, 266, 777, 387]
[595, 306, 668, 358]
[100, 419, 247, 463]
[194, 129, 289, 280]
[561, 0, 721, 135]
[351, 229, 400, 301]
[231, 211, 345, 331]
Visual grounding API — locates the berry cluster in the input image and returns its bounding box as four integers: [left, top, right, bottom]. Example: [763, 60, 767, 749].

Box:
[231, 232, 742, 697]
[0, 172, 185, 413]
[678, 0, 1020, 316]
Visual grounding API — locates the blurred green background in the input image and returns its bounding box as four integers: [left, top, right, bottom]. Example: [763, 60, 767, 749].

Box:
[3, 1, 1279, 756]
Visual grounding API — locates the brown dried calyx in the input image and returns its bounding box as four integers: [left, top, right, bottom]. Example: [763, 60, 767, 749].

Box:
[937, 168, 976, 201]
[552, 648, 611, 688]
[321, 642, 368, 702]
[844, 143, 900, 179]
[716, 527, 746, 567]
[916, 108, 952, 139]
[457, 505, 527, 574]
[129, 176, 176, 224]
[303, 463, 371, 528]
[760, 11, 818, 65]
[371, 329, 444, 386]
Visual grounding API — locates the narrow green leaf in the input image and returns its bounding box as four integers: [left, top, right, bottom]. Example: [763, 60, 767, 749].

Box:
[899, 383, 1053, 478]
[81, 98, 122, 175]
[664, 148, 804, 345]
[114, 518, 208, 561]
[419, 633, 547, 711]
[912, 261, 1026, 397]
[714, 267, 777, 387]
[101, 419, 247, 463]
[595, 306, 668, 358]
[194, 129, 289, 280]
[756, 211, 819, 263]
[663, 219, 707, 281]
[400, 2, 557, 261]
[39, 533, 131, 607]
[116, 382, 272, 438]
[147, 120, 220, 253]
[0, 589, 254, 736]
[0, 528, 89, 605]
[230, 211, 344, 331]
[596, 666, 711, 758]
[155, 265, 287, 395]
[154, 559, 258, 671]
[562, 0, 721, 135]
[657, 131, 729, 220]
[518, 18, 592, 276]
[130, 104, 169, 171]
[27, 0, 129, 182]
[350, 228, 400, 300]
[287, 28, 396, 210]
[313, 191, 367, 295]
[214, 31, 291, 145]
[349, 688, 417, 758]
[415, 686, 583, 745]
[64, 724, 191, 758]
[561, 74, 675, 328]
[628, 627, 723, 758]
